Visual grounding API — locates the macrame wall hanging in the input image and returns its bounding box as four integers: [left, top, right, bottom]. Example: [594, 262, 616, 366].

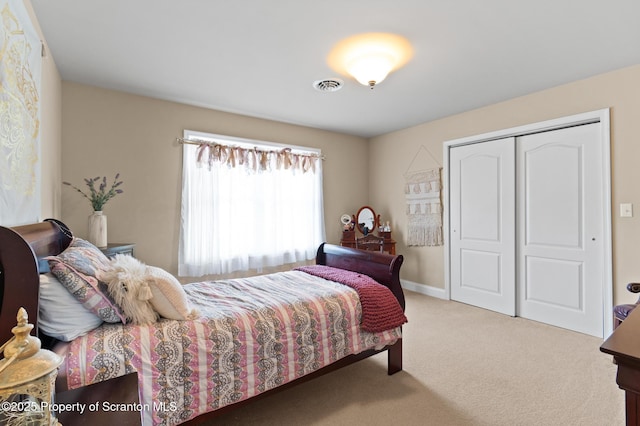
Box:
[404, 145, 443, 247]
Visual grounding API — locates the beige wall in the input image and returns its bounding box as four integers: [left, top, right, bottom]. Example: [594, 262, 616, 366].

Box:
[60, 83, 369, 279]
[369, 64, 640, 306]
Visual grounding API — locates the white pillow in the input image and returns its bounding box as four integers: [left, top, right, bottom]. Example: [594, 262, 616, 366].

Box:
[146, 266, 199, 320]
[38, 273, 104, 341]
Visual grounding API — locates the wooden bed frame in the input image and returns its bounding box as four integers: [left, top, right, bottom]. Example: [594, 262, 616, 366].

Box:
[0, 220, 405, 424]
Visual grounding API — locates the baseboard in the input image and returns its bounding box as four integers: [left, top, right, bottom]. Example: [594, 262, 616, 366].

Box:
[400, 279, 448, 300]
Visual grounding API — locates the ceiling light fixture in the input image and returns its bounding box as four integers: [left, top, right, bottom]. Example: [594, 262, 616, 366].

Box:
[328, 33, 413, 89]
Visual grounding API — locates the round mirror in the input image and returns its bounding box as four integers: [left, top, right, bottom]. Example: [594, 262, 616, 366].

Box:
[356, 206, 376, 234]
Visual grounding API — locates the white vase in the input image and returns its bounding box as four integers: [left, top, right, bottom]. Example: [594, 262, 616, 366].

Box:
[88, 211, 107, 248]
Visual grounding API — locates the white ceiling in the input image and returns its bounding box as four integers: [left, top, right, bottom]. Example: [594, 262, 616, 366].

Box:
[31, 0, 640, 138]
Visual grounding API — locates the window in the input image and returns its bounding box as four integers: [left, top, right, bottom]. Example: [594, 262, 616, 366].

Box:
[178, 130, 325, 276]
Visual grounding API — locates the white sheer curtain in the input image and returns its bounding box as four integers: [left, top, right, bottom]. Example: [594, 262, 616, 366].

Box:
[178, 137, 325, 277]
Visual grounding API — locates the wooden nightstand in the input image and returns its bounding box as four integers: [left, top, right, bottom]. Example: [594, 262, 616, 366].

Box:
[100, 243, 135, 258]
[56, 373, 141, 425]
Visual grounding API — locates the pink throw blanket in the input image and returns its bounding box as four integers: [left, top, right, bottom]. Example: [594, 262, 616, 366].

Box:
[295, 265, 407, 332]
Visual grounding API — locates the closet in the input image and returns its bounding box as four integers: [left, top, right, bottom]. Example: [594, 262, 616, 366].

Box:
[444, 110, 612, 338]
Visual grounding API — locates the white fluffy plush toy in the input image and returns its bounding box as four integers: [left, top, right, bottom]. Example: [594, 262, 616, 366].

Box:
[103, 254, 158, 325]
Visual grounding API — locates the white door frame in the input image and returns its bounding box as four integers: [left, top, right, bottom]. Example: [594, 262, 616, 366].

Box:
[442, 108, 613, 335]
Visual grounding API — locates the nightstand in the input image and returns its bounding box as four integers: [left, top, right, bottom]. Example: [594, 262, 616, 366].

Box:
[100, 243, 135, 259]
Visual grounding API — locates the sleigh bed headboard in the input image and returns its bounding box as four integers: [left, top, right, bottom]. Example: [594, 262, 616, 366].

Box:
[0, 220, 72, 345]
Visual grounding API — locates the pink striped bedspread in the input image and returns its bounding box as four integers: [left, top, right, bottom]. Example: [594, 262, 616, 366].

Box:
[294, 265, 407, 332]
[62, 270, 402, 426]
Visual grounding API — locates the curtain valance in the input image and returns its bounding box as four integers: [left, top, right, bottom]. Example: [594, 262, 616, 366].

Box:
[178, 138, 322, 174]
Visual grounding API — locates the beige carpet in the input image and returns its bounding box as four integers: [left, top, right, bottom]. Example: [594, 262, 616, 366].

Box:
[208, 291, 624, 425]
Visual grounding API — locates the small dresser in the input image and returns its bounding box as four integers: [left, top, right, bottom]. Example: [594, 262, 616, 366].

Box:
[339, 206, 396, 255]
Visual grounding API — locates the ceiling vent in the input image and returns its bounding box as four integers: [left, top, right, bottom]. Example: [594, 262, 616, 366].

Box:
[313, 78, 344, 92]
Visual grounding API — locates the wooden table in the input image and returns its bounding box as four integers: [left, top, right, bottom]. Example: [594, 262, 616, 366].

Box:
[601, 307, 640, 425]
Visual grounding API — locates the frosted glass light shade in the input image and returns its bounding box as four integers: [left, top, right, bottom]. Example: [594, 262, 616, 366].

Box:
[328, 33, 413, 88]
[346, 52, 395, 87]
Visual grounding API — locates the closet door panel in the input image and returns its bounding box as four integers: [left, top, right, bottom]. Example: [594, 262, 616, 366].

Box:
[524, 144, 582, 248]
[525, 257, 583, 309]
[450, 138, 515, 316]
[517, 123, 604, 337]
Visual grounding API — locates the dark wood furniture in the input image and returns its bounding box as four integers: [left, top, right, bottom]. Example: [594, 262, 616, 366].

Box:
[0, 221, 72, 344]
[601, 306, 640, 425]
[356, 234, 385, 252]
[0, 220, 405, 424]
[340, 205, 396, 255]
[56, 373, 141, 425]
[100, 242, 135, 258]
[341, 229, 396, 255]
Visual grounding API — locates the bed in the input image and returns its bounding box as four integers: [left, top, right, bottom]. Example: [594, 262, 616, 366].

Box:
[0, 220, 406, 425]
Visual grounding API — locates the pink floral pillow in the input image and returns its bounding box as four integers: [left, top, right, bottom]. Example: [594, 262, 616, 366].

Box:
[47, 238, 125, 323]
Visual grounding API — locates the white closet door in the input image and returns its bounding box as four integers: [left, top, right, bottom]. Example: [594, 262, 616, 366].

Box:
[517, 123, 604, 336]
[450, 138, 516, 316]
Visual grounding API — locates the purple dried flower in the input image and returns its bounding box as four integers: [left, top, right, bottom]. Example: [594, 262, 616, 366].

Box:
[63, 173, 125, 211]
